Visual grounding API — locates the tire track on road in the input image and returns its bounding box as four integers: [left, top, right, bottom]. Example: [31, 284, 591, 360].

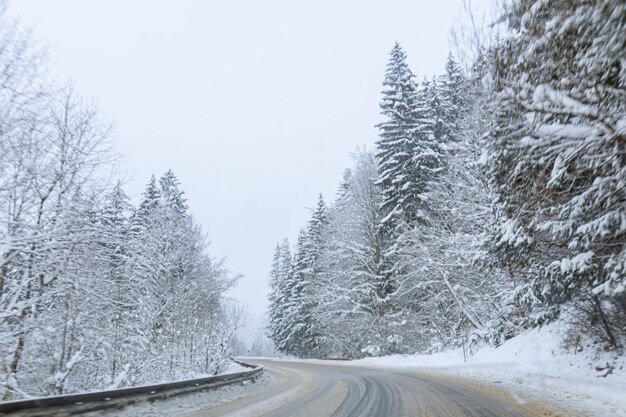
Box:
[182, 360, 567, 417]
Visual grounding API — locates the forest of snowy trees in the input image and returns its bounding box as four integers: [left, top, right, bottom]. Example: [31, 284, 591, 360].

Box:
[268, 0, 626, 359]
[0, 8, 241, 399]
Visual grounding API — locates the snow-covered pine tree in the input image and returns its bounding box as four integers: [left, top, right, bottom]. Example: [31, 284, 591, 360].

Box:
[437, 53, 467, 143]
[376, 42, 429, 228]
[421, 77, 446, 145]
[278, 230, 309, 356]
[267, 240, 292, 352]
[268, 244, 283, 345]
[372, 45, 453, 354]
[130, 175, 160, 233]
[122, 171, 240, 383]
[278, 196, 328, 357]
[159, 169, 188, 217]
[302, 195, 329, 356]
[487, 0, 626, 349]
[315, 150, 391, 357]
[374, 44, 422, 323]
[101, 183, 132, 234]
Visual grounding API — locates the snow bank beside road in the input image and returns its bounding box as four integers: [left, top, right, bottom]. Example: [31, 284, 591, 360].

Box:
[447, 325, 626, 417]
[306, 323, 626, 416]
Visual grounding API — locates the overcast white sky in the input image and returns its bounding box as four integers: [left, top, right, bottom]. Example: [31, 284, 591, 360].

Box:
[11, 0, 479, 344]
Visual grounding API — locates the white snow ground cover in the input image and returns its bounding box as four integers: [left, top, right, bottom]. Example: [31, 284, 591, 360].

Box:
[221, 361, 251, 374]
[304, 322, 626, 416]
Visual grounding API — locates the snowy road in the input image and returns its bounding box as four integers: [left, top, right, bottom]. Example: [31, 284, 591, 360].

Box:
[181, 360, 560, 417]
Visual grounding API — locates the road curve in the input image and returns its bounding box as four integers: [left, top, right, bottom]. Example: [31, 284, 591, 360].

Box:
[183, 360, 560, 417]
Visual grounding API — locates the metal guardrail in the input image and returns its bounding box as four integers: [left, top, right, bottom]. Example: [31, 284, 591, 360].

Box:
[0, 359, 263, 416]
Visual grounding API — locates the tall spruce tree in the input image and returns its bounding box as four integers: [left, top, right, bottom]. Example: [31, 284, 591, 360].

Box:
[437, 53, 467, 142]
[131, 175, 160, 233]
[276, 196, 328, 357]
[279, 230, 310, 356]
[375, 42, 426, 228]
[267, 240, 292, 352]
[375, 43, 451, 230]
[268, 244, 283, 345]
[374, 44, 446, 319]
[159, 169, 188, 217]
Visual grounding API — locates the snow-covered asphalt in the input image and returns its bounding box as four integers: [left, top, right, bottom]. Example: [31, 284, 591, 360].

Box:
[182, 360, 562, 417]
